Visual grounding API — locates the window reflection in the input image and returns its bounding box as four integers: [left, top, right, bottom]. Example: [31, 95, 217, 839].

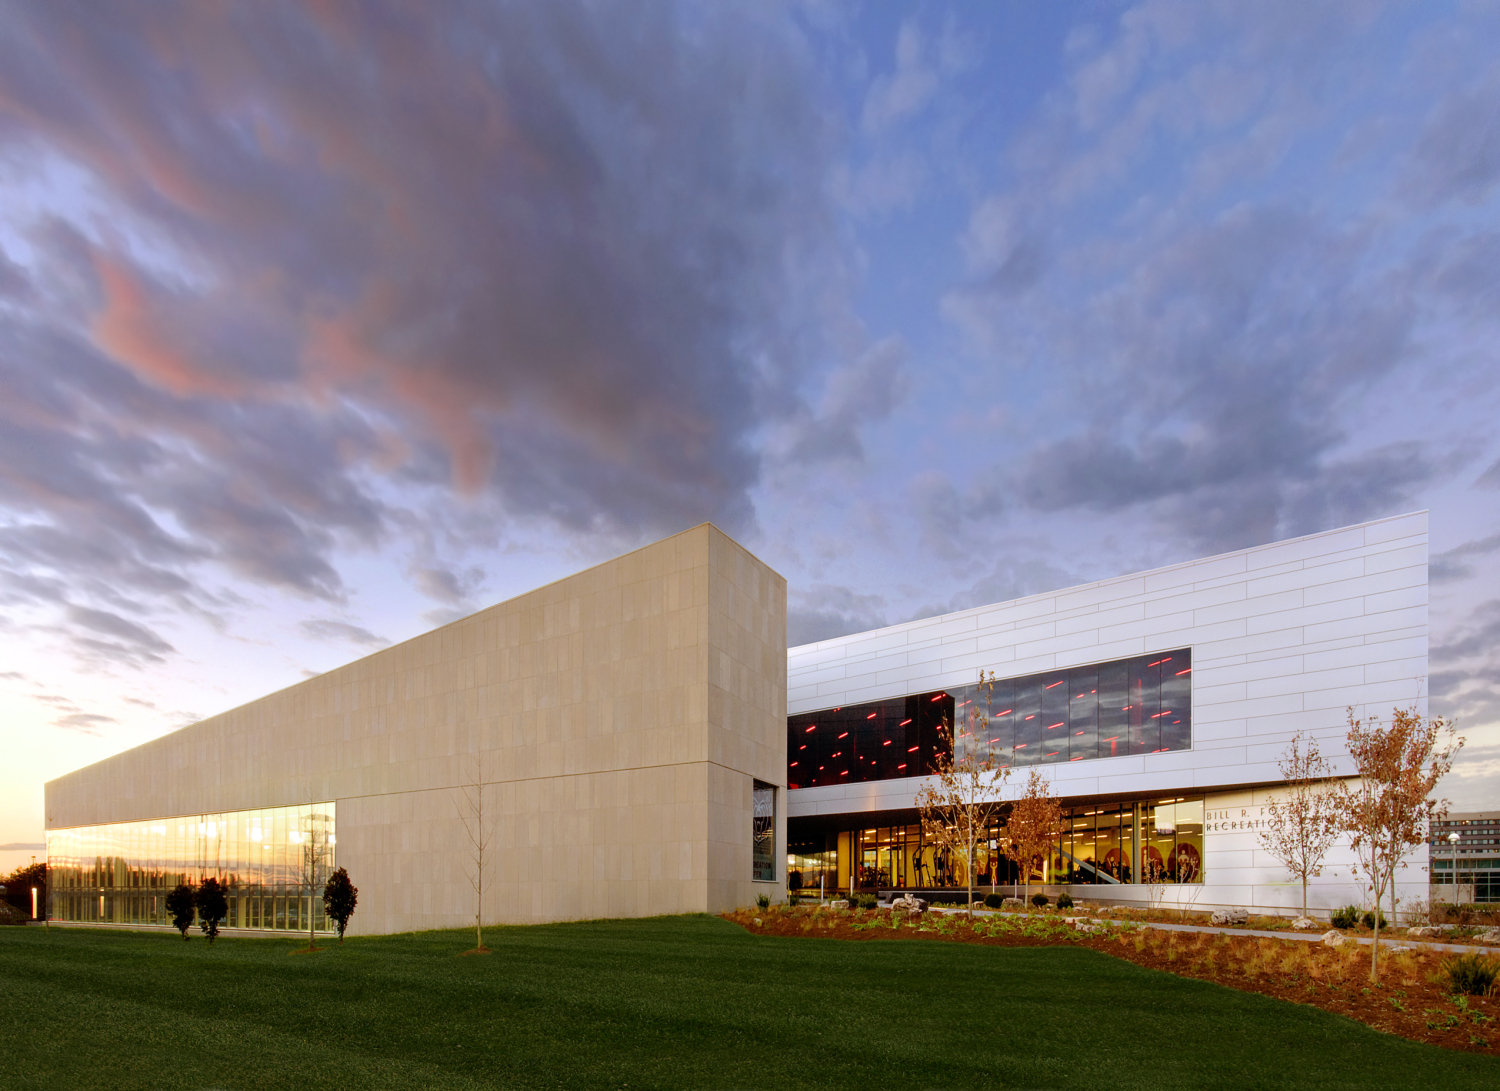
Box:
[46, 802, 336, 932]
[788, 649, 1191, 788]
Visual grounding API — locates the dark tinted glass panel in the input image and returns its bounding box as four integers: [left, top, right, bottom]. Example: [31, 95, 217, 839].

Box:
[1068, 666, 1099, 762]
[788, 648, 1190, 786]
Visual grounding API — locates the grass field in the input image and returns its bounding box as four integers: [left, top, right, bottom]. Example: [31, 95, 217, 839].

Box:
[2, 915, 1497, 1091]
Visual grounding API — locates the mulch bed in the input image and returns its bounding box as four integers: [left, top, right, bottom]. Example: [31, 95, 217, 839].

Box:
[723, 906, 1500, 1055]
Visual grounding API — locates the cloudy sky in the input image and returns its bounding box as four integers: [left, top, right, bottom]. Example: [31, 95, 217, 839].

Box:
[3, 0, 1498, 872]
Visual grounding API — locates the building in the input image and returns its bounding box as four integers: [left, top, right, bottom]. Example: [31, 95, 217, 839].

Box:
[1430, 812, 1500, 904]
[46, 524, 787, 934]
[784, 511, 1432, 917]
[47, 511, 1437, 932]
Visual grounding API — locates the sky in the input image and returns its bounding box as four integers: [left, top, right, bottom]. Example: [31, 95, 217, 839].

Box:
[2, 0, 1499, 875]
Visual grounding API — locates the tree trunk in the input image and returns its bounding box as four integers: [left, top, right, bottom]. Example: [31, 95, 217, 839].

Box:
[1302, 875, 1308, 919]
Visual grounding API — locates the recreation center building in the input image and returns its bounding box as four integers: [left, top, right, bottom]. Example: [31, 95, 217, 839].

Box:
[45, 512, 1437, 934]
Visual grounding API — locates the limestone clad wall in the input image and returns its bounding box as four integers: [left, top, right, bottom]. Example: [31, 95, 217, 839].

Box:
[46, 524, 787, 933]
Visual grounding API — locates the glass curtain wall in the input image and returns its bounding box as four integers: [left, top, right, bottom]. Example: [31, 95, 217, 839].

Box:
[789, 796, 1204, 893]
[788, 649, 1191, 789]
[47, 802, 336, 932]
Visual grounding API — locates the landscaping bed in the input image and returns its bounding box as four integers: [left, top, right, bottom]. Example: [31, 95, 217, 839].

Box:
[726, 904, 1500, 1055]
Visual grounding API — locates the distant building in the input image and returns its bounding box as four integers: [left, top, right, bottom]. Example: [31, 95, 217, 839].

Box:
[1430, 812, 1500, 904]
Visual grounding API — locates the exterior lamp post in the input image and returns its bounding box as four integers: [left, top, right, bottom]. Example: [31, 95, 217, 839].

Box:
[1448, 831, 1461, 904]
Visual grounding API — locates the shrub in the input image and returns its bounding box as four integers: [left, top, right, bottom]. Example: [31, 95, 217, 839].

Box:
[165, 883, 196, 940]
[194, 877, 228, 944]
[1442, 953, 1500, 996]
[1030, 893, 1049, 908]
[1057, 893, 1074, 910]
[788, 893, 801, 907]
[857, 894, 878, 910]
[322, 866, 359, 942]
[1361, 908, 1387, 931]
[1331, 905, 1361, 929]
[984, 893, 1003, 909]
[754, 893, 770, 910]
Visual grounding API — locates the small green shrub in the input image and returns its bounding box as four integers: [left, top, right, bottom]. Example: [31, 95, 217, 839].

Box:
[1031, 893, 1049, 908]
[984, 893, 1003, 909]
[1331, 905, 1361, 929]
[1057, 893, 1074, 910]
[1362, 908, 1387, 931]
[788, 893, 801, 907]
[1443, 953, 1500, 996]
[857, 894, 878, 910]
[755, 893, 770, 910]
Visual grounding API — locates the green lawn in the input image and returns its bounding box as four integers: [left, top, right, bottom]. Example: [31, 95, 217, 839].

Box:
[1, 916, 1495, 1091]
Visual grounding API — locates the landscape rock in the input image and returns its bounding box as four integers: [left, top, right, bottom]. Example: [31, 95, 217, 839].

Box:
[1321, 929, 1347, 948]
[1211, 908, 1249, 927]
[1476, 928, 1500, 943]
[828, 899, 849, 910]
[890, 894, 928, 916]
[1001, 897, 1025, 909]
[1407, 925, 1443, 938]
[1290, 917, 1318, 930]
[1072, 921, 1104, 934]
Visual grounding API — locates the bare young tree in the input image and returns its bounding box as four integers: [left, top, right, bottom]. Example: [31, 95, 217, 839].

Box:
[455, 753, 492, 953]
[1337, 706, 1463, 984]
[915, 671, 1010, 917]
[1003, 768, 1064, 908]
[299, 808, 333, 952]
[1255, 732, 1341, 919]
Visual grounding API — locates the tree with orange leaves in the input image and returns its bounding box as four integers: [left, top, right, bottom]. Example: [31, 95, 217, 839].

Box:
[1336, 706, 1462, 983]
[1256, 732, 1341, 919]
[915, 671, 1010, 917]
[1003, 768, 1065, 908]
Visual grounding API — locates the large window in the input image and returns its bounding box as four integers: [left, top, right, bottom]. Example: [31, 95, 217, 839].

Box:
[785, 795, 1204, 892]
[787, 648, 1191, 788]
[47, 802, 336, 932]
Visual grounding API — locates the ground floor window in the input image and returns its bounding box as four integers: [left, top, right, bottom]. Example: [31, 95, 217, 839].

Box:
[787, 794, 1204, 892]
[47, 802, 336, 932]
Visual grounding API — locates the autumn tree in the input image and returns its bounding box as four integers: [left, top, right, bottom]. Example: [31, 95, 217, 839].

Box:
[165, 882, 196, 940]
[323, 867, 359, 942]
[1337, 706, 1462, 984]
[195, 877, 228, 944]
[455, 753, 493, 953]
[915, 671, 1010, 917]
[1003, 768, 1064, 907]
[1255, 732, 1341, 919]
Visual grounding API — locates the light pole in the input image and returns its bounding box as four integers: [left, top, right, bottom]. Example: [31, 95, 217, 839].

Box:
[1447, 831, 1461, 906]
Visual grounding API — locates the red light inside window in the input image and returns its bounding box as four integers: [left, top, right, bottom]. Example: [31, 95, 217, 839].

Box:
[899, 718, 912, 726]
[838, 732, 849, 739]
[866, 713, 877, 719]
[790, 762, 798, 767]
[883, 740, 892, 746]
[1047, 722, 1064, 729]
[897, 763, 907, 770]
[1045, 680, 1064, 689]
[1176, 668, 1191, 675]
[907, 746, 919, 752]
[805, 726, 816, 733]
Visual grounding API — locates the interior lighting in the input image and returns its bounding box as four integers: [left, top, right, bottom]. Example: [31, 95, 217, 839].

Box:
[866, 713, 877, 719]
[1045, 680, 1064, 689]
[899, 718, 912, 726]
[898, 764, 906, 770]
[1176, 668, 1191, 675]
[1047, 722, 1064, 729]
[883, 739, 892, 745]
[838, 732, 849, 739]
[1025, 715, 1035, 720]
[931, 694, 946, 701]
[790, 762, 798, 767]
[805, 726, 816, 732]
[907, 746, 919, 752]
